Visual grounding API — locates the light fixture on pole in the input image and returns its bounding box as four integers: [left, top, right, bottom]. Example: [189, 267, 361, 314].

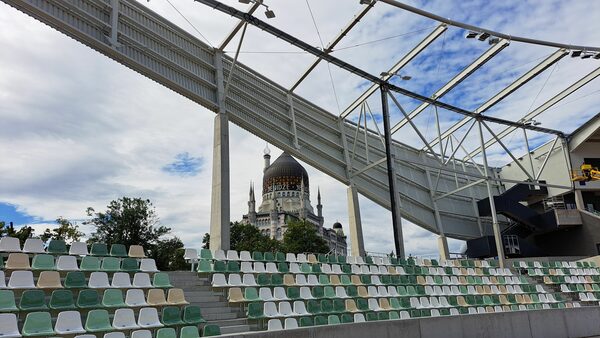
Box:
[478, 32, 490, 41]
[238, 0, 275, 19]
[523, 119, 541, 127]
[380, 71, 411, 81]
[465, 31, 478, 39]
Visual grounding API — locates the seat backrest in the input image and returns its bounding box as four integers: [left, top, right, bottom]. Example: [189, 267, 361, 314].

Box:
[126, 289, 147, 306]
[88, 272, 110, 288]
[156, 328, 177, 338]
[140, 259, 158, 272]
[131, 330, 153, 338]
[112, 308, 137, 328]
[48, 240, 67, 254]
[22, 311, 54, 336]
[85, 309, 111, 331]
[133, 273, 152, 287]
[90, 243, 108, 256]
[37, 271, 62, 288]
[153, 272, 172, 288]
[8, 270, 35, 288]
[101, 257, 121, 271]
[128, 245, 146, 258]
[65, 271, 86, 288]
[102, 289, 125, 307]
[23, 238, 45, 253]
[161, 306, 183, 325]
[147, 289, 167, 306]
[0, 237, 21, 252]
[69, 241, 89, 256]
[77, 289, 100, 308]
[6, 253, 30, 269]
[137, 308, 160, 326]
[0, 313, 20, 335]
[167, 288, 187, 304]
[19, 289, 47, 310]
[80, 256, 101, 271]
[202, 324, 221, 337]
[112, 272, 132, 287]
[57, 255, 79, 271]
[110, 244, 127, 257]
[55, 310, 85, 333]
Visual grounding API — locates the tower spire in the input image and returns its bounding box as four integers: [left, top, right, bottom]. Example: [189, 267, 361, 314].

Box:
[248, 181, 257, 225]
[317, 186, 323, 228]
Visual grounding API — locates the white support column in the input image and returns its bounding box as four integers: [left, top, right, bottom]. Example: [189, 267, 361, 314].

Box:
[347, 184, 365, 257]
[107, 0, 121, 48]
[477, 119, 505, 268]
[209, 51, 230, 251]
[424, 162, 449, 261]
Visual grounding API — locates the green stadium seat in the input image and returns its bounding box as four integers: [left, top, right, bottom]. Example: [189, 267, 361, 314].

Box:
[64, 271, 87, 289]
[101, 257, 121, 272]
[49, 290, 76, 310]
[365, 312, 378, 321]
[312, 286, 324, 299]
[212, 261, 226, 273]
[321, 300, 334, 313]
[110, 244, 127, 257]
[307, 300, 321, 314]
[256, 274, 270, 286]
[244, 288, 260, 302]
[48, 240, 67, 255]
[156, 328, 177, 338]
[162, 306, 184, 326]
[226, 261, 240, 273]
[277, 262, 289, 273]
[323, 286, 335, 298]
[154, 273, 173, 288]
[341, 313, 353, 323]
[319, 275, 330, 286]
[202, 324, 221, 337]
[199, 249, 212, 260]
[121, 258, 139, 272]
[312, 264, 322, 274]
[22, 312, 54, 337]
[328, 314, 340, 325]
[31, 254, 55, 270]
[251, 251, 263, 261]
[85, 309, 112, 332]
[271, 274, 283, 286]
[332, 299, 345, 313]
[377, 312, 389, 321]
[102, 289, 126, 308]
[287, 287, 300, 300]
[90, 243, 108, 256]
[299, 263, 311, 274]
[275, 252, 285, 262]
[247, 302, 264, 319]
[80, 256, 101, 271]
[181, 326, 201, 338]
[19, 290, 48, 311]
[263, 252, 275, 262]
[0, 290, 17, 313]
[197, 260, 212, 273]
[77, 289, 100, 309]
[356, 298, 369, 312]
[314, 315, 327, 326]
[299, 316, 313, 327]
[183, 305, 205, 324]
[346, 285, 358, 297]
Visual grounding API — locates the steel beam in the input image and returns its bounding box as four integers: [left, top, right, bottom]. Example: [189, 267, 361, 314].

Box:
[427, 49, 568, 150]
[290, 3, 375, 91]
[218, 2, 260, 50]
[390, 39, 510, 133]
[465, 65, 600, 160]
[340, 24, 447, 118]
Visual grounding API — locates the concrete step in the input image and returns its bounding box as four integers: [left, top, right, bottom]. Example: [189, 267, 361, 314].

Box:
[187, 295, 222, 303]
[190, 301, 230, 308]
[207, 318, 250, 327]
[203, 312, 240, 321]
[220, 324, 252, 335]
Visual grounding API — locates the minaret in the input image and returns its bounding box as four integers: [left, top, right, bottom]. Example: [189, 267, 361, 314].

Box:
[248, 182, 257, 225]
[263, 144, 271, 172]
[299, 177, 306, 220]
[269, 184, 278, 239]
[317, 187, 324, 228]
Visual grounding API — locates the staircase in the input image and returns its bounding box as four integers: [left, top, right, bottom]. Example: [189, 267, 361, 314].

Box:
[168, 271, 256, 335]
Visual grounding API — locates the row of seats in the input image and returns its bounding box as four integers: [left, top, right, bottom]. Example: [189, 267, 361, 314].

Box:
[187, 249, 499, 268]
[561, 283, 600, 293]
[0, 270, 172, 289]
[197, 260, 512, 277]
[0, 237, 145, 257]
[246, 297, 578, 320]
[528, 268, 600, 277]
[544, 275, 600, 284]
[0, 288, 188, 311]
[210, 273, 527, 289]
[225, 284, 546, 303]
[72, 325, 220, 338]
[1, 253, 158, 272]
[514, 261, 596, 269]
[0, 307, 205, 336]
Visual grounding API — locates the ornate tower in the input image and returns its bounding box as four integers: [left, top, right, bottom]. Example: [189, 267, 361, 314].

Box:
[299, 177, 306, 220]
[269, 183, 278, 239]
[317, 187, 324, 227]
[248, 182, 257, 225]
[263, 144, 271, 172]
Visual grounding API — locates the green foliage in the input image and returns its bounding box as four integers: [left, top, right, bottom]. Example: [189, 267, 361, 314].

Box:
[201, 233, 210, 249]
[85, 197, 170, 247]
[230, 222, 281, 252]
[150, 237, 189, 271]
[282, 219, 329, 254]
[0, 221, 34, 246]
[41, 217, 85, 243]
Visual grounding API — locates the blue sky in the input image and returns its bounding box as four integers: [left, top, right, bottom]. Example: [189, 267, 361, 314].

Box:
[0, 0, 598, 257]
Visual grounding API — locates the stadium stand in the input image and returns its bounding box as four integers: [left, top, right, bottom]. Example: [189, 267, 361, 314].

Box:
[0, 238, 217, 337]
[187, 248, 587, 333]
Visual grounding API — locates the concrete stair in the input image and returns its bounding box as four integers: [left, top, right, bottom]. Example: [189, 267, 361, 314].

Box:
[168, 271, 257, 334]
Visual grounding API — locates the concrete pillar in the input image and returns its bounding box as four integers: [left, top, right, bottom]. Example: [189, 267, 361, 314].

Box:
[347, 185, 365, 257]
[437, 235, 450, 262]
[575, 189, 585, 210]
[209, 112, 230, 251]
[209, 50, 230, 251]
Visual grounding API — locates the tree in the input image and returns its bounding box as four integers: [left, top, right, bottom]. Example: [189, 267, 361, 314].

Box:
[230, 222, 281, 252]
[201, 233, 210, 249]
[41, 217, 85, 243]
[85, 197, 170, 247]
[282, 219, 329, 254]
[151, 237, 188, 271]
[0, 221, 34, 246]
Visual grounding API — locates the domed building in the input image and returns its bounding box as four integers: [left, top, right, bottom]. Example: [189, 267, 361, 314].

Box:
[242, 147, 347, 255]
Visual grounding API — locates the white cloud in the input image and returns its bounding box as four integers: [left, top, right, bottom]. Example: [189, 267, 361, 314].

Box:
[0, 0, 598, 258]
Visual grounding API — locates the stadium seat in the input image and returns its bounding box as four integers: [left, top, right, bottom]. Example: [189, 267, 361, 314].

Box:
[131, 330, 153, 338]
[110, 244, 128, 257]
[247, 302, 264, 319]
[8, 271, 35, 289]
[0, 290, 17, 312]
[50, 290, 76, 310]
[113, 308, 139, 330]
[112, 272, 132, 288]
[22, 312, 54, 336]
[138, 307, 163, 328]
[156, 328, 177, 338]
[153, 273, 173, 288]
[37, 271, 62, 289]
[90, 243, 109, 256]
[57, 255, 79, 271]
[140, 259, 158, 272]
[128, 245, 146, 258]
[77, 290, 101, 309]
[202, 325, 221, 337]
[126, 289, 148, 307]
[285, 317, 298, 329]
[104, 334, 126, 338]
[166, 288, 188, 305]
[268, 319, 282, 331]
[101, 257, 121, 272]
[239, 251, 252, 261]
[65, 271, 87, 288]
[80, 256, 101, 271]
[228, 288, 244, 303]
[85, 309, 112, 332]
[19, 290, 48, 311]
[69, 242, 89, 256]
[23, 239, 44, 254]
[162, 306, 184, 326]
[102, 289, 126, 308]
[133, 273, 153, 288]
[245, 288, 260, 302]
[0, 237, 21, 252]
[183, 305, 205, 324]
[89, 272, 111, 288]
[48, 240, 67, 255]
[6, 253, 31, 270]
[0, 313, 21, 338]
[147, 289, 168, 306]
[293, 300, 309, 316]
[55, 310, 86, 335]
[278, 302, 293, 317]
[243, 274, 257, 286]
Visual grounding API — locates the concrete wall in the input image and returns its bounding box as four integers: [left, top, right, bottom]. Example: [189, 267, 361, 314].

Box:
[571, 142, 600, 191]
[224, 307, 600, 338]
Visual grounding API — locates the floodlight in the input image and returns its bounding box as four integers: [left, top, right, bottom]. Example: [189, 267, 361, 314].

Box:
[265, 8, 275, 18]
[465, 31, 478, 39]
[581, 52, 594, 59]
[488, 37, 500, 45]
[400, 75, 412, 81]
[359, 0, 373, 4]
[239, 0, 251, 3]
[594, 53, 600, 60]
[478, 32, 490, 41]
[571, 50, 582, 57]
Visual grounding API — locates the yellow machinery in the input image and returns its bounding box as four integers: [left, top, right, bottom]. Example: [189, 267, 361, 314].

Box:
[571, 164, 600, 182]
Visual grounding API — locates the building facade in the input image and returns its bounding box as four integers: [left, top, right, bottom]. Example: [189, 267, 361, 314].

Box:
[242, 147, 347, 255]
